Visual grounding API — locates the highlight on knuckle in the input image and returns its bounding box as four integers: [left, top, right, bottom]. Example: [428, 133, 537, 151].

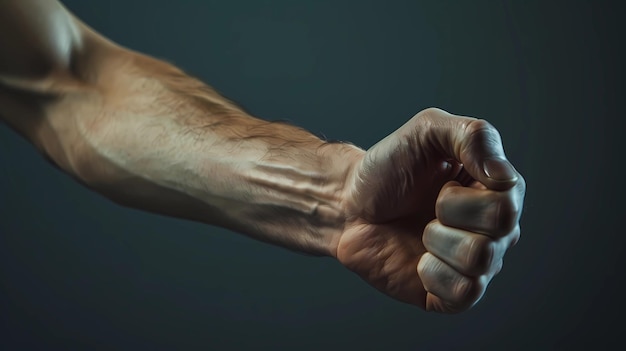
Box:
[422, 220, 440, 246]
[518, 173, 527, 193]
[435, 187, 456, 219]
[453, 276, 485, 308]
[494, 195, 519, 235]
[509, 225, 522, 248]
[411, 108, 441, 131]
[494, 259, 504, 276]
[452, 276, 478, 304]
[419, 107, 447, 119]
[464, 236, 495, 275]
[466, 119, 497, 137]
[465, 119, 502, 150]
[417, 252, 436, 278]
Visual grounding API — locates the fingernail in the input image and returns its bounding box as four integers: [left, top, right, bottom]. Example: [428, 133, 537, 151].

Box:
[483, 158, 518, 182]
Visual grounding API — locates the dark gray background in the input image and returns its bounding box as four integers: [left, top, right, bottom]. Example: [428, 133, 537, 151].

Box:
[1, 0, 623, 350]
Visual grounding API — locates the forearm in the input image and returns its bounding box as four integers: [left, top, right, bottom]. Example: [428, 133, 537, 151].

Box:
[0, 0, 366, 257]
[67, 53, 365, 257]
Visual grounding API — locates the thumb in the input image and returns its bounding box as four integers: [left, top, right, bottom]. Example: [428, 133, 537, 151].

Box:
[418, 108, 519, 191]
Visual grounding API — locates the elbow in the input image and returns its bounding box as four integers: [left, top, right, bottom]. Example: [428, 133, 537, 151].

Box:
[0, 3, 92, 91]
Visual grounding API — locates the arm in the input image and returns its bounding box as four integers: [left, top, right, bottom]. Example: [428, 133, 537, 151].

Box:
[0, 0, 364, 256]
[0, 0, 525, 313]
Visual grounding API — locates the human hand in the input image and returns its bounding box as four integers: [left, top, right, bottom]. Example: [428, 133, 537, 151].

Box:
[337, 108, 525, 313]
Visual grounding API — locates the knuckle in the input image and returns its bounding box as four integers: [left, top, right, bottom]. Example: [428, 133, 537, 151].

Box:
[418, 107, 447, 119]
[435, 186, 458, 218]
[423, 219, 440, 236]
[417, 253, 438, 278]
[422, 220, 439, 248]
[493, 259, 504, 276]
[465, 119, 503, 152]
[513, 174, 527, 203]
[494, 194, 519, 235]
[517, 173, 527, 193]
[508, 225, 521, 248]
[464, 236, 496, 275]
[412, 108, 441, 132]
[453, 277, 473, 302]
[452, 276, 484, 306]
[466, 119, 498, 137]
[412, 107, 457, 132]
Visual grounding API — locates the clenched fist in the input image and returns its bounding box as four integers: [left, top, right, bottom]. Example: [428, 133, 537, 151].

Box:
[337, 108, 526, 313]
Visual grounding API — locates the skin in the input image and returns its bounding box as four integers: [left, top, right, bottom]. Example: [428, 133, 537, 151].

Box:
[0, 0, 525, 314]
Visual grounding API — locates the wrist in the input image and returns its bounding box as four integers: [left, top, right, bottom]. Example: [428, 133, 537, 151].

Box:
[315, 141, 366, 257]
[204, 137, 365, 258]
